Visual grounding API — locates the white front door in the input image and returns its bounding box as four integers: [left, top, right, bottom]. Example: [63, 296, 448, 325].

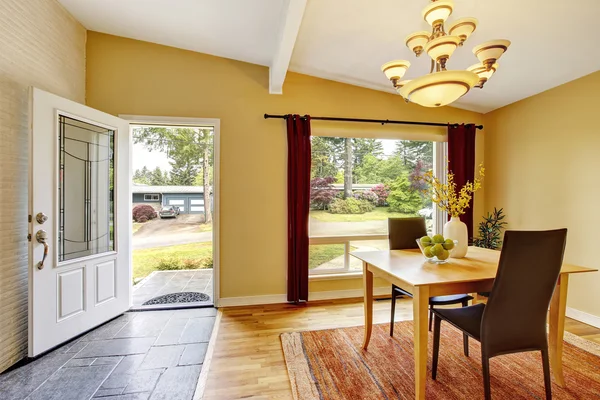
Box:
[28, 88, 131, 356]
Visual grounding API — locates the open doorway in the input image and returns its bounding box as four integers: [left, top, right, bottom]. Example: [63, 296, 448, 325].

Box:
[125, 117, 219, 310]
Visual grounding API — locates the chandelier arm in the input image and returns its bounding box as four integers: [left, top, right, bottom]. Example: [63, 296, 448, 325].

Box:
[430, 59, 435, 74]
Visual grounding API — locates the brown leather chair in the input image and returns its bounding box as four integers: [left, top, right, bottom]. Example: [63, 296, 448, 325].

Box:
[388, 217, 472, 350]
[431, 229, 568, 400]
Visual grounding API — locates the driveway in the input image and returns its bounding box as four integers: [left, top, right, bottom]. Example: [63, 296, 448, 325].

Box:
[133, 215, 212, 249]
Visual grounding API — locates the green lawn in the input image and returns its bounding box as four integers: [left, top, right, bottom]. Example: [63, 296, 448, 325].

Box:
[133, 242, 212, 280]
[310, 207, 417, 222]
[196, 222, 213, 233]
[132, 223, 143, 234]
[309, 244, 345, 269]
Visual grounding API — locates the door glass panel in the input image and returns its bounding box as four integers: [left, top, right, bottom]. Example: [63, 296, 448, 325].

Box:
[59, 115, 115, 262]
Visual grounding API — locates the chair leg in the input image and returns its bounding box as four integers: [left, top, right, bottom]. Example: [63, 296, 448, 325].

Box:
[482, 353, 491, 400]
[461, 299, 469, 357]
[428, 306, 433, 331]
[390, 288, 397, 337]
[541, 348, 552, 400]
[432, 315, 442, 380]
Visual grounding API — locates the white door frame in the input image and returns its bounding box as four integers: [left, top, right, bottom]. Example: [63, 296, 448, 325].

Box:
[121, 115, 220, 307]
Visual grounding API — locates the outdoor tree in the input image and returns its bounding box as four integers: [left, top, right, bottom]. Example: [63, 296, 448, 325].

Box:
[353, 154, 381, 184]
[343, 138, 353, 198]
[133, 166, 151, 184]
[310, 137, 338, 179]
[150, 167, 169, 185]
[133, 126, 213, 222]
[310, 177, 337, 210]
[352, 138, 383, 166]
[395, 140, 433, 168]
[377, 155, 407, 184]
[387, 173, 424, 214]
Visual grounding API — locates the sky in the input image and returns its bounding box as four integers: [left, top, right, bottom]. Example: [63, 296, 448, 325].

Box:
[132, 143, 171, 172]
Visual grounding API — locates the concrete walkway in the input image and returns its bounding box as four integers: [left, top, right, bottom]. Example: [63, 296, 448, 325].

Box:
[132, 270, 213, 309]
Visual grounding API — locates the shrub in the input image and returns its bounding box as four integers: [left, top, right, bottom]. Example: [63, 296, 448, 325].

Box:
[329, 197, 374, 214]
[133, 204, 157, 222]
[354, 190, 379, 205]
[137, 216, 149, 223]
[156, 257, 211, 271]
[387, 174, 424, 214]
[371, 184, 390, 206]
[310, 177, 337, 210]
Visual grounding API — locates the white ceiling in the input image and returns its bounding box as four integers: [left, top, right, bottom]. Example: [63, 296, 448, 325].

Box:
[60, 0, 600, 114]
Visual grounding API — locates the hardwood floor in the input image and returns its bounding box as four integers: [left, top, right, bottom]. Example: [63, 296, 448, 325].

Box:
[203, 297, 600, 399]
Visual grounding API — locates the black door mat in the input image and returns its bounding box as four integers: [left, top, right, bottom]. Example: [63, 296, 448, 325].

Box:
[142, 292, 210, 306]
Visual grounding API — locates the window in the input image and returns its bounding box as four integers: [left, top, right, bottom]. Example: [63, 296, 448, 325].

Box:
[58, 115, 115, 262]
[309, 137, 447, 275]
[144, 194, 160, 201]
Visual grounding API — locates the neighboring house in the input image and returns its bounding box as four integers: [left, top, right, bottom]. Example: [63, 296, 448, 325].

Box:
[132, 184, 207, 215]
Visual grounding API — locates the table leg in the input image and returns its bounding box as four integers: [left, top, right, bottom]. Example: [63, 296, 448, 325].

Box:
[549, 273, 569, 387]
[413, 285, 430, 400]
[362, 262, 373, 349]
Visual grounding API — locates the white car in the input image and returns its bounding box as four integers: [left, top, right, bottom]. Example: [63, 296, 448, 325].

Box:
[418, 207, 433, 218]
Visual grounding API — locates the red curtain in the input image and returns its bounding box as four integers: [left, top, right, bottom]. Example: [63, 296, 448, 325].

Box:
[448, 124, 477, 240]
[286, 115, 311, 303]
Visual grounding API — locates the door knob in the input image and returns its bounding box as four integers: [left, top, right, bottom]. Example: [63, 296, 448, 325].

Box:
[36, 212, 48, 224]
[35, 230, 49, 270]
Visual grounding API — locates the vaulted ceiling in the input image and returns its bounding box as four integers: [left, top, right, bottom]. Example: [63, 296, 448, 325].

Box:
[59, 0, 600, 113]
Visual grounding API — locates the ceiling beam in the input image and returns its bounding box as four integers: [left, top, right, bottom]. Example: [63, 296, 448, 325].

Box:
[269, 0, 307, 94]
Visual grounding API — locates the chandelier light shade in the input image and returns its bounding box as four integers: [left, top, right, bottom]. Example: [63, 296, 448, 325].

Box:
[467, 62, 498, 88]
[422, 0, 454, 26]
[381, 0, 510, 107]
[424, 36, 460, 63]
[448, 17, 478, 45]
[473, 40, 511, 70]
[398, 71, 479, 107]
[381, 60, 411, 85]
[405, 31, 430, 57]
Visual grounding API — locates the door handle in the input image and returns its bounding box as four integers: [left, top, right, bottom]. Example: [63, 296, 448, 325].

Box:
[35, 230, 49, 270]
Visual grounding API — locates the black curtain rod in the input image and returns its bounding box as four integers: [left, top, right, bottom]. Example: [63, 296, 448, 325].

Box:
[263, 113, 483, 130]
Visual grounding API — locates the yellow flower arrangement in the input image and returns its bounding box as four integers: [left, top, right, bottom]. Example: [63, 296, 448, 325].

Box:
[419, 162, 485, 218]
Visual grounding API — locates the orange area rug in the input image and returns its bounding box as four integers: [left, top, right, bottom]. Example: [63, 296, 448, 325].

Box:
[281, 321, 600, 399]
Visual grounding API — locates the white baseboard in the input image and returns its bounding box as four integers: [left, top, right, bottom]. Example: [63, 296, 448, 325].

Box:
[218, 287, 391, 308]
[566, 307, 600, 329]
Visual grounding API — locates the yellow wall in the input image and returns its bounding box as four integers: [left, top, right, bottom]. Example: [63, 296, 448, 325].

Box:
[0, 0, 86, 373]
[86, 32, 485, 300]
[484, 71, 600, 318]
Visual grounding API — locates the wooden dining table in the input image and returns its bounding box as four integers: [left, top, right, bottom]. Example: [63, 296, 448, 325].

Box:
[351, 246, 597, 400]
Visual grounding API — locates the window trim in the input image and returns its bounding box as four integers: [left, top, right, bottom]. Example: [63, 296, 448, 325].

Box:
[144, 193, 160, 201]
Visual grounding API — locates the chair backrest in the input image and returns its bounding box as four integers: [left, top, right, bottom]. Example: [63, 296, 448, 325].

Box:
[481, 229, 567, 357]
[388, 217, 428, 250]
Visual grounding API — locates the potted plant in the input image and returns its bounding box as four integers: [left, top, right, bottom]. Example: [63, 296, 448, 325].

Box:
[417, 162, 484, 258]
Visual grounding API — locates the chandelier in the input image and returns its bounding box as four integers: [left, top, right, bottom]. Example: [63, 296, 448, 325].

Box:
[381, 0, 510, 108]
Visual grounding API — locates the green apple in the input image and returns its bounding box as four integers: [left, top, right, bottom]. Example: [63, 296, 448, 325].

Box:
[423, 245, 434, 258]
[431, 244, 444, 257]
[420, 236, 432, 247]
[443, 239, 455, 250]
[437, 249, 450, 260]
[432, 234, 445, 244]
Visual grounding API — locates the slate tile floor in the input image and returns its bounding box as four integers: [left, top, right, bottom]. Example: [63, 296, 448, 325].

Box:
[132, 270, 213, 309]
[0, 308, 216, 400]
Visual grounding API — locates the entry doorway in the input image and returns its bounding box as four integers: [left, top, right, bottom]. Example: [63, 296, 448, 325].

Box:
[123, 116, 220, 310]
